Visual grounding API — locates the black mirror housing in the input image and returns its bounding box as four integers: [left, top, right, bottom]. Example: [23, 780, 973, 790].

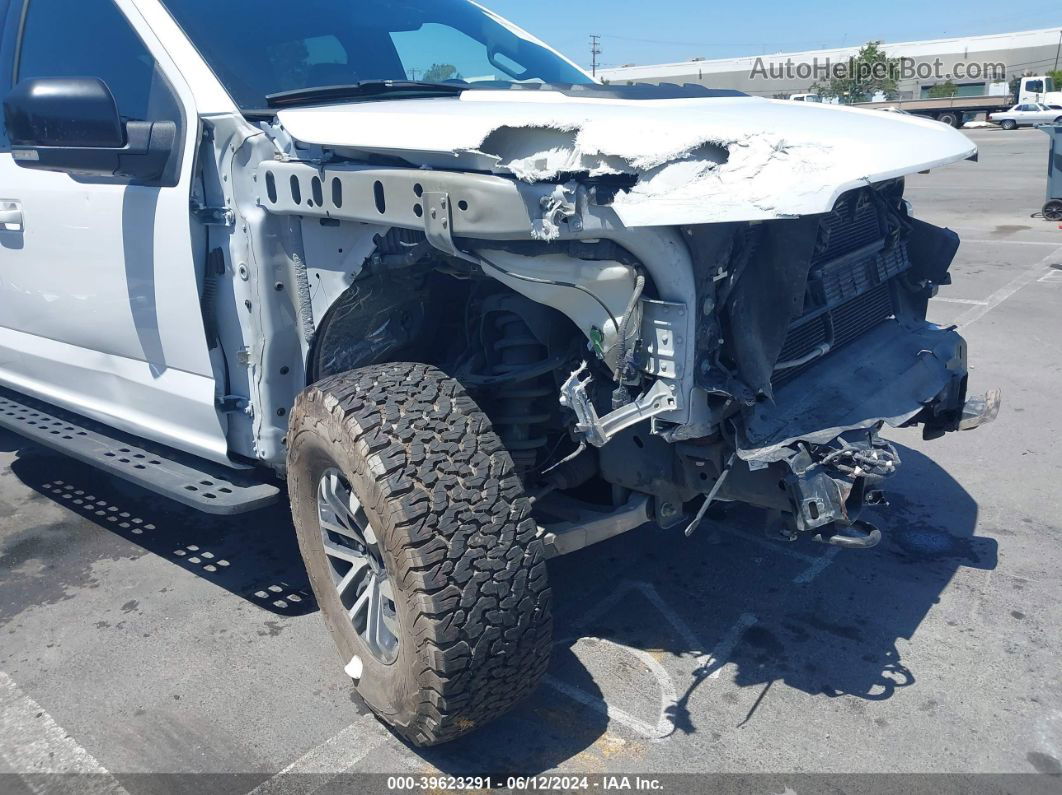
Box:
[5, 77, 125, 148]
[3, 77, 176, 184]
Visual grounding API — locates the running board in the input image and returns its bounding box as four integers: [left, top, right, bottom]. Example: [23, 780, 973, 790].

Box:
[0, 387, 280, 514]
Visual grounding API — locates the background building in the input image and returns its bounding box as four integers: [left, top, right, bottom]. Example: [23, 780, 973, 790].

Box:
[598, 27, 1062, 100]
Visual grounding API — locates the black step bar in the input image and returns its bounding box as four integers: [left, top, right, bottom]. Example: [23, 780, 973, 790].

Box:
[0, 387, 280, 515]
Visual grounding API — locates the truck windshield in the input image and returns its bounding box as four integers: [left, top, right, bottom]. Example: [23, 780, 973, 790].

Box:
[158, 0, 592, 111]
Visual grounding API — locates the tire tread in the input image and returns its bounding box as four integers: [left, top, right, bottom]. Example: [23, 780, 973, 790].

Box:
[288, 362, 552, 745]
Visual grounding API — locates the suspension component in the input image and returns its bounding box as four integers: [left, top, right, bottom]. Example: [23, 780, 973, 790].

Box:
[481, 300, 553, 476]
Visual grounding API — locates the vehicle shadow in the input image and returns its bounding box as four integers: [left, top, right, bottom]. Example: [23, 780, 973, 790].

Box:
[3, 431, 608, 775]
[0, 427, 23, 453]
[3, 429, 996, 776]
[3, 436, 314, 617]
[538, 441, 993, 740]
[406, 442, 996, 775]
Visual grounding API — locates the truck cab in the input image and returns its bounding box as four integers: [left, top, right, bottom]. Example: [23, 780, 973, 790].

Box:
[1017, 75, 1062, 106]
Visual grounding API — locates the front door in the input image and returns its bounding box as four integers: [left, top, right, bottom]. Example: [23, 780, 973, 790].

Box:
[0, 0, 228, 462]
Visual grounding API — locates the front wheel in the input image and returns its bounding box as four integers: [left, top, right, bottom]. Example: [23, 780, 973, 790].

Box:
[287, 362, 553, 745]
[1044, 200, 1062, 222]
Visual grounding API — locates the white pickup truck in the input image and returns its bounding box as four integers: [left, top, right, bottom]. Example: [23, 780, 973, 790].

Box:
[0, 0, 998, 745]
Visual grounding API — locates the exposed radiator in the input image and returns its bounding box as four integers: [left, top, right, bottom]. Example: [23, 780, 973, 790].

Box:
[773, 190, 910, 386]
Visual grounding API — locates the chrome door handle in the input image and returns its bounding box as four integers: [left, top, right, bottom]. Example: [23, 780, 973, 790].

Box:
[0, 201, 23, 231]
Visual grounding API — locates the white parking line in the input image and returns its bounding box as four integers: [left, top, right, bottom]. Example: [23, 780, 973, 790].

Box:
[717, 527, 840, 584]
[544, 639, 678, 740]
[247, 716, 383, 795]
[698, 613, 758, 679]
[792, 545, 842, 585]
[932, 296, 989, 305]
[0, 671, 128, 795]
[545, 581, 759, 738]
[718, 527, 819, 564]
[955, 245, 1062, 327]
[627, 582, 757, 678]
[962, 238, 1062, 247]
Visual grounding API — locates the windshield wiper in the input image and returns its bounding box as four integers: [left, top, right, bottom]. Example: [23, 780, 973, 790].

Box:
[265, 81, 467, 108]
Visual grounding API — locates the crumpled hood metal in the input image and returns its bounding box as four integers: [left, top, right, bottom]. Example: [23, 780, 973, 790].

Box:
[277, 91, 977, 226]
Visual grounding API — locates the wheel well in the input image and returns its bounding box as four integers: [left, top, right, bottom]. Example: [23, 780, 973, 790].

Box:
[308, 228, 660, 485]
[306, 259, 587, 383]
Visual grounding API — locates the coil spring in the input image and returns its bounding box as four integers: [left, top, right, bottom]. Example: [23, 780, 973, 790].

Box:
[488, 312, 552, 475]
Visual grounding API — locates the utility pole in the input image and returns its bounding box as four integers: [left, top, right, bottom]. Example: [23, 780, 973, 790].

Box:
[590, 34, 601, 77]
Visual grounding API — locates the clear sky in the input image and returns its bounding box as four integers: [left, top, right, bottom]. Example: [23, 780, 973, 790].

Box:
[485, 0, 1061, 69]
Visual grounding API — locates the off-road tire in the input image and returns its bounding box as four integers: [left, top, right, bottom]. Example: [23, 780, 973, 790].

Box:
[287, 362, 552, 745]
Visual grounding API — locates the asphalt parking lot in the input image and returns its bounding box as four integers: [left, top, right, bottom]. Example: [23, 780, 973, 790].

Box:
[1, 127, 1061, 791]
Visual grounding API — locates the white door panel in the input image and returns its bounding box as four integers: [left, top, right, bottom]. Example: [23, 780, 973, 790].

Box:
[0, 160, 214, 376]
[0, 326, 229, 463]
[0, 0, 228, 462]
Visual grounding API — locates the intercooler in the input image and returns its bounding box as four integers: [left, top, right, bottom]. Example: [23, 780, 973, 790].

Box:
[773, 191, 911, 386]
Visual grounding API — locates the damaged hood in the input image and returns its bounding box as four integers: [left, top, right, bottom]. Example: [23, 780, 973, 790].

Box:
[276, 90, 977, 226]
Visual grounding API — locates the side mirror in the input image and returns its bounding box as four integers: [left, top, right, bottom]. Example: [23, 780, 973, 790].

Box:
[3, 77, 175, 182]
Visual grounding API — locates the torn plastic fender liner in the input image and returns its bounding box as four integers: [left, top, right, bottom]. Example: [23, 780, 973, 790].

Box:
[720, 215, 822, 398]
[900, 216, 961, 316]
[735, 321, 967, 463]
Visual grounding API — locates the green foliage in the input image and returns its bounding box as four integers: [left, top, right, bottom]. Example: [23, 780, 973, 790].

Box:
[1048, 70, 1062, 89]
[927, 80, 959, 98]
[1009, 75, 1022, 100]
[422, 63, 461, 82]
[811, 41, 899, 104]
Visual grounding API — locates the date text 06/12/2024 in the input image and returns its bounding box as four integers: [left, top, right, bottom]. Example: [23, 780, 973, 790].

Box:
[385, 775, 665, 790]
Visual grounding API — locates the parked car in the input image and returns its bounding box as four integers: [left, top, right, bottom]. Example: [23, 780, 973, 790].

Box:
[0, 0, 999, 745]
[989, 103, 1062, 130]
[876, 106, 953, 125]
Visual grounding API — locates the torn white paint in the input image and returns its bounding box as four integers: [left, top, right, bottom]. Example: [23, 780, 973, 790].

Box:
[278, 90, 976, 227]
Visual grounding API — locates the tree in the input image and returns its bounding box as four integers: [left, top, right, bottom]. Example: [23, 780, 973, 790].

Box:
[812, 41, 899, 104]
[422, 63, 461, 82]
[1049, 69, 1062, 89]
[927, 80, 959, 98]
[1009, 75, 1022, 100]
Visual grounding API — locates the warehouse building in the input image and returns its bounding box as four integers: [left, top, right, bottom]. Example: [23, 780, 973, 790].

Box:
[598, 27, 1062, 100]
